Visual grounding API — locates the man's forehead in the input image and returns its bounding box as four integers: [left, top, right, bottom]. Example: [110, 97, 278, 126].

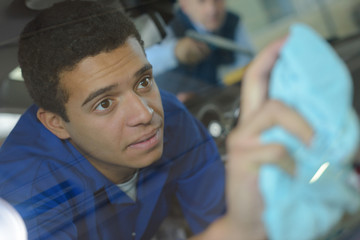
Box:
[60, 37, 145, 81]
[59, 40, 150, 102]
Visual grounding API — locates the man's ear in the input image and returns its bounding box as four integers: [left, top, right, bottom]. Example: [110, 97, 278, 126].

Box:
[37, 108, 70, 140]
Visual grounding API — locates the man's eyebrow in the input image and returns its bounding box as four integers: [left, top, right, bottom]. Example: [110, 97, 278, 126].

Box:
[82, 83, 118, 107]
[81, 64, 152, 107]
[135, 64, 153, 78]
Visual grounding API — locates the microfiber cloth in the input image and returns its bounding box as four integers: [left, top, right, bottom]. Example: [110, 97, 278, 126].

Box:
[259, 23, 360, 240]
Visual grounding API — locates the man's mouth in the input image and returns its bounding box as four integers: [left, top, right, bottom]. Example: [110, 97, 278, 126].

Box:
[127, 128, 161, 150]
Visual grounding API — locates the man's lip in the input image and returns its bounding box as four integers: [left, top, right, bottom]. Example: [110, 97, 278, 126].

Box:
[127, 128, 161, 148]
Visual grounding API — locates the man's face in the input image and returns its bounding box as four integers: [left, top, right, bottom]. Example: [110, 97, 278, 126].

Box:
[180, 0, 226, 32]
[59, 37, 164, 181]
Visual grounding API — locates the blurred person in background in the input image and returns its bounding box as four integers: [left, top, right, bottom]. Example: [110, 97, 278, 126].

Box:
[146, 0, 254, 102]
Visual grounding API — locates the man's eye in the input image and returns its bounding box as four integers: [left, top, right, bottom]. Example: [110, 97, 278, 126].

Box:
[95, 99, 113, 111]
[137, 77, 152, 89]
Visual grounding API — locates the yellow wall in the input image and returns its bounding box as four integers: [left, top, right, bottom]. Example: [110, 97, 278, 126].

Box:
[227, 0, 360, 51]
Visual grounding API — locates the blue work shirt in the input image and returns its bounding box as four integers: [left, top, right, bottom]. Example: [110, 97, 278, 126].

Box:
[0, 90, 225, 240]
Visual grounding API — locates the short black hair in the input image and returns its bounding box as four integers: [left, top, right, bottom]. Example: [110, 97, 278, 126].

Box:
[18, 0, 144, 121]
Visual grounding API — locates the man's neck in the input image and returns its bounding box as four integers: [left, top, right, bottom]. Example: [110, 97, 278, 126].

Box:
[69, 139, 138, 184]
[91, 162, 138, 184]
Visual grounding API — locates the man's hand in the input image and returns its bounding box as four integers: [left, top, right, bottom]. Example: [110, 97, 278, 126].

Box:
[224, 36, 313, 239]
[175, 37, 211, 65]
[191, 37, 313, 240]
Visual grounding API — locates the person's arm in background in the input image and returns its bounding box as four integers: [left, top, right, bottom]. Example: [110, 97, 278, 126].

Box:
[218, 20, 255, 80]
[145, 27, 179, 76]
[232, 21, 255, 67]
[190, 37, 313, 240]
[145, 27, 210, 76]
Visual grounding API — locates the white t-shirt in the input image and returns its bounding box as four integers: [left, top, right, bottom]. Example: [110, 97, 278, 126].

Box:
[117, 170, 139, 201]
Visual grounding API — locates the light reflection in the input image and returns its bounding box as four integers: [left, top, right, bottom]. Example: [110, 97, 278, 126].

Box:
[309, 162, 330, 184]
[0, 113, 21, 138]
[0, 198, 27, 240]
[8, 66, 24, 82]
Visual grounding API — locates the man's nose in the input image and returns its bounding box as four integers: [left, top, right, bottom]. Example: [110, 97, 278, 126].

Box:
[125, 92, 153, 126]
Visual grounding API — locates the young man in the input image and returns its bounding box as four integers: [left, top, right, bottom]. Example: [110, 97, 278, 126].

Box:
[0, 15, 313, 237]
[146, 0, 254, 98]
[0, 1, 226, 239]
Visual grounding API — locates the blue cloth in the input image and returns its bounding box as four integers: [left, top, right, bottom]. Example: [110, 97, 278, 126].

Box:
[259, 23, 360, 240]
[0, 90, 226, 240]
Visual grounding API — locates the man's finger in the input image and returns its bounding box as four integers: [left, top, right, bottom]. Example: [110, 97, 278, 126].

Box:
[232, 100, 313, 147]
[240, 36, 287, 123]
[227, 143, 288, 167]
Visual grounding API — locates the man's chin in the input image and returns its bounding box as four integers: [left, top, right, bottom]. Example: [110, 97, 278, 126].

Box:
[128, 145, 163, 169]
